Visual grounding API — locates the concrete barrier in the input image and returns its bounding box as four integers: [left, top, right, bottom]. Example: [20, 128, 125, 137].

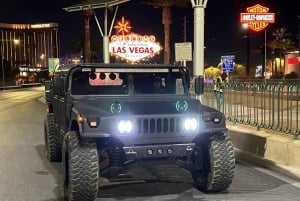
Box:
[20, 83, 42, 88]
[228, 124, 300, 180]
[0, 83, 42, 90]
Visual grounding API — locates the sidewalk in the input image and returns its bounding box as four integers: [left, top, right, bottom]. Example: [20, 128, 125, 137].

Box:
[227, 123, 300, 181]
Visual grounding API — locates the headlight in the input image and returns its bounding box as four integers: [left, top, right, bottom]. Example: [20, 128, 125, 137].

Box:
[118, 120, 133, 134]
[183, 117, 198, 132]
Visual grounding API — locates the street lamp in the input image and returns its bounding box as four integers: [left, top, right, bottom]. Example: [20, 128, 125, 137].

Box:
[1, 39, 20, 90]
[242, 23, 250, 77]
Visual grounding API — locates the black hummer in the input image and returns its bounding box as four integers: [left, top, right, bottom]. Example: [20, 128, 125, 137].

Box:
[44, 63, 235, 201]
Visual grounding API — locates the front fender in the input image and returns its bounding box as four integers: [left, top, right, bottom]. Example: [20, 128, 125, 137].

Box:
[70, 108, 83, 133]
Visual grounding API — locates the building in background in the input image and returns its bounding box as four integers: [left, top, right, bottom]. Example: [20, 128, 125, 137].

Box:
[0, 22, 59, 83]
[285, 50, 300, 76]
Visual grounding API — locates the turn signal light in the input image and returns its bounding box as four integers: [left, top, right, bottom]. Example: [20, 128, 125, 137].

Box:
[78, 115, 84, 123]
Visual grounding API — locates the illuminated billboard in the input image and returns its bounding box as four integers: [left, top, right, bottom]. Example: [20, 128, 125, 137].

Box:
[240, 4, 275, 32]
[109, 17, 162, 63]
[109, 33, 162, 63]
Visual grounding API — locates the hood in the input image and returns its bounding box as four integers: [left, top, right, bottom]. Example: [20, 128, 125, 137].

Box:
[72, 96, 204, 117]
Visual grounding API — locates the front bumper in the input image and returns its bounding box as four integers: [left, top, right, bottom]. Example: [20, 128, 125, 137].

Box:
[123, 143, 195, 160]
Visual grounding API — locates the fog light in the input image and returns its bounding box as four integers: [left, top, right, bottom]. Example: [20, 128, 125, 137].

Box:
[167, 148, 173, 154]
[147, 149, 153, 155]
[90, 121, 97, 127]
[157, 148, 163, 155]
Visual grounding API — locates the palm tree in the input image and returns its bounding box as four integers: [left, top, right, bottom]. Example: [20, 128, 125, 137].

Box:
[280, 38, 295, 73]
[267, 39, 279, 74]
[82, 8, 94, 63]
[64, 0, 93, 63]
[142, 0, 190, 64]
[272, 28, 290, 74]
[271, 27, 295, 75]
[70, 34, 102, 62]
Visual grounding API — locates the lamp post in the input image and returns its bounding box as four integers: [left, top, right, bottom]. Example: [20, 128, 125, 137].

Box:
[242, 23, 250, 77]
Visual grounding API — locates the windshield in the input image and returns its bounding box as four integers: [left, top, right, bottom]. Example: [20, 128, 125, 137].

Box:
[71, 70, 187, 95]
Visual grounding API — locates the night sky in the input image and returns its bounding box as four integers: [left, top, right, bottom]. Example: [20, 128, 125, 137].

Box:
[0, 0, 299, 66]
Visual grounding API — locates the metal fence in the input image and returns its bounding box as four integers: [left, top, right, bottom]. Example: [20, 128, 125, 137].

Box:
[202, 80, 300, 139]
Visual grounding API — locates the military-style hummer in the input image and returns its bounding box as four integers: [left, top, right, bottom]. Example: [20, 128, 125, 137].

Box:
[44, 63, 235, 201]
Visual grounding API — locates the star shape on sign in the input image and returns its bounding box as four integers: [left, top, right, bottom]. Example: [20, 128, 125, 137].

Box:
[114, 16, 132, 35]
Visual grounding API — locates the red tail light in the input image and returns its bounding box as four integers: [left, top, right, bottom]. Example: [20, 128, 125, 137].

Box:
[47, 107, 53, 113]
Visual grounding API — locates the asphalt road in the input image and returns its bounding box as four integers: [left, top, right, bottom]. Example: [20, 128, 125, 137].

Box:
[0, 87, 300, 201]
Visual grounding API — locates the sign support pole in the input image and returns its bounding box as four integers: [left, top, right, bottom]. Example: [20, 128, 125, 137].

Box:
[94, 6, 119, 64]
[63, 1, 130, 64]
[191, 0, 207, 77]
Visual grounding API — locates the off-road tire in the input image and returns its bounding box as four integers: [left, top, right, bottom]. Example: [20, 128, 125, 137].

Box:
[44, 113, 61, 162]
[191, 133, 235, 192]
[63, 131, 99, 201]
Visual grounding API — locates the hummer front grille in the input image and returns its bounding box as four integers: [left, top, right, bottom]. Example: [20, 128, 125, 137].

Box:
[136, 117, 181, 134]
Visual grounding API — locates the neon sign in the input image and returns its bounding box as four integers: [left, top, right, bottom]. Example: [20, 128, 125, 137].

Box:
[240, 4, 275, 32]
[109, 17, 162, 63]
[114, 16, 132, 35]
[109, 33, 162, 63]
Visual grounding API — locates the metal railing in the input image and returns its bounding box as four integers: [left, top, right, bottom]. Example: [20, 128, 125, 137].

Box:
[202, 80, 300, 139]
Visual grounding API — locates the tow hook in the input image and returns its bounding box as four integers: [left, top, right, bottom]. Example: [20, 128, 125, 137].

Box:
[176, 145, 195, 172]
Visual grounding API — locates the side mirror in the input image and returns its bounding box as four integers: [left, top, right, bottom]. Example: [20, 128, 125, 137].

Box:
[195, 75, 204, 95]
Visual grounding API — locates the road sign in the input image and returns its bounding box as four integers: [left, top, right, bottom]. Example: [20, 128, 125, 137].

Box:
[221, 55, 235, 72]
[48, 58, 59, 72]
[175, 42, 192, 61]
